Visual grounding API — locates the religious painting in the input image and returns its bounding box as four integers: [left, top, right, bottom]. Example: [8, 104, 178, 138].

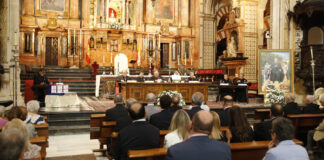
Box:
[90, 37, 95, 49]
[155, 0, 174, 19]
[258, 50, 294, 94]
[172, 42, 176, 61]
[41, 0, 65, 12]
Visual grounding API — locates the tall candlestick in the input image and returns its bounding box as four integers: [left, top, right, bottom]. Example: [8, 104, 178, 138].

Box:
[159, 34, 161, 49]
[68, 29, 70, 56]
[184, 49, 187, 66]
[74, 29, 76, 55]
[80, 30, 82, 57]
[310, 46, 314, 60]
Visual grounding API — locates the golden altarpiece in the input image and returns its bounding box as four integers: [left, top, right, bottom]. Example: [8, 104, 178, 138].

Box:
[19, 0, 200, 70]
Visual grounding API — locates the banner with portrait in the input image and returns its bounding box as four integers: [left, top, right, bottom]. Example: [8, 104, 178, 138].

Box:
[258, 50, 294, 94]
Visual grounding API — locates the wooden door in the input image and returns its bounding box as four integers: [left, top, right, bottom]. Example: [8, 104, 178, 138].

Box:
[160, 43, 169, 68]
[45, 37, 58, 65]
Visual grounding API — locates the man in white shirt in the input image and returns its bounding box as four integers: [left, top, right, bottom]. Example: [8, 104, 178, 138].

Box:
[263, 117, 309, 160]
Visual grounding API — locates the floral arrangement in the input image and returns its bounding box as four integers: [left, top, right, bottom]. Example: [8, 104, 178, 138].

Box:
[265, 89, 286, 106]
[156, 90, 186, 107]
[108, 22, 122, 29]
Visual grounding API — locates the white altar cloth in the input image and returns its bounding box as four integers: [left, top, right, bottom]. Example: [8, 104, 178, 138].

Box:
[45, 93, 81, 112]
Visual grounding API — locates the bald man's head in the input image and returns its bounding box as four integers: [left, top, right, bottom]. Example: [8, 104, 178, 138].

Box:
[192, 110, 213, 134]
[128, 102, 145, 120]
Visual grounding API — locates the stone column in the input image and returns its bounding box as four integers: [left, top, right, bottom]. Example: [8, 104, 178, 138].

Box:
[0, 0, 24, 105]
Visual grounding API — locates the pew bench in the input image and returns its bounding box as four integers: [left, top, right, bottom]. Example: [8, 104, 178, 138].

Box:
[287, 113, 324, 136]
[90, 113, 106, 151]
[30, 136, 47, 160]
[254, 109, 270, 122]
[127, 139, 303, 160]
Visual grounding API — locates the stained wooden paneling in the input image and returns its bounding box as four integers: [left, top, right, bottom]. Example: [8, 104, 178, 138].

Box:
[45, 37, 58, 65]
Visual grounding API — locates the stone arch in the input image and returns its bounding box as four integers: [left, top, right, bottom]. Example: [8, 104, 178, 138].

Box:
[216, 6, 231, 42]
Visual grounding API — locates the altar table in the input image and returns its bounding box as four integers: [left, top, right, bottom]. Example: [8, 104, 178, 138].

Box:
[44, 93, 81, 112]
[120, 82, 211, 103]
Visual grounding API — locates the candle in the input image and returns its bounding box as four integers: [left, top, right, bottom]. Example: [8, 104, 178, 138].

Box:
[178, 55, 180, 65]
[184, 49, 187, 66]
[68, 29, 70, 55]
[74, 29, 76, 55]
[310, 46, 314, 60]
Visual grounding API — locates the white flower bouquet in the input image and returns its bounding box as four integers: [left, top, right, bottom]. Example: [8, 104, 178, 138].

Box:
[156, 90, 186, 107]
[265, 89, 286, 106]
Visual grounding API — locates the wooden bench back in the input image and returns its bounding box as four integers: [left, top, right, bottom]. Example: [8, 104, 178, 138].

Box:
[254, 109, 270, 122]
[287, 113, 324, 136]
[29, 136, 47, 160]
[127, 139, 303, 160]
[90, 114, 106, 139]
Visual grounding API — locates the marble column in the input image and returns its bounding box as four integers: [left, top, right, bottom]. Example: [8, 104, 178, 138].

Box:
[0, 0, 24, 105]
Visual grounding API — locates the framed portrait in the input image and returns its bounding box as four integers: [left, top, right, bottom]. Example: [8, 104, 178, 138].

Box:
[155, 0, 175, 20]
[41, 0, 65, 12]
[172, 42, 177, 61]
[258, 49, 294, 94]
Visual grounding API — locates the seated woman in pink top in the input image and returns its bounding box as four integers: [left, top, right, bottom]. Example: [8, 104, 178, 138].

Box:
[0, 106, 8, 126]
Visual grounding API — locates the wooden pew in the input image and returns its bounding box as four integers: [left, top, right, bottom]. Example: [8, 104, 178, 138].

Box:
[159, 130, 169, 147]
[230, 139, 303, 160]
[254, 109, 270, 122]
[128, 148, 167, 160]
[90, 114, 106, 150]
[34, 123, 49, 147]
[127, 139, 303, 160]
[287, 113, 324, 136]
[30, 136, 47, 160]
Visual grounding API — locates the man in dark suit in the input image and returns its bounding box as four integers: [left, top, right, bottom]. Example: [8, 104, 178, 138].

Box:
[217, 95, 233, 126]
[150, 70, 162, 81]
[186, 92, 205, 119]
[234, 73, 248, 102]
[105, 94, 131, 131]
[220, 74, 233, 100]
[117, 70, 130, 82]
[166, 110, 231, 160]
[254, 103, 283, 141]
[150, 95, 173, 130]
[302, 95, 321, 114]
[136, 71, 145, 82]
[283, 94, 301, 117]
[32, 69, 50, 107]
[187, 71, 197, 81]
[114, 102, 160, 160]
[170, 95, 182, 114]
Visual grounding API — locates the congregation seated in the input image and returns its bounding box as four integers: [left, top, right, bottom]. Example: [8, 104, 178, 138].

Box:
[2, 119, 41, 159]
[283, 93, 301, 116]
[263, 117, 309, 160]
[0, 106, 8, 127]
[166, 110, 231, 160]
[169, 95, 182, 114]
[144, 93, 161, 121]
[0, 126, 26, 160]
[303, 95, 322, 114]
[186, 92, 209, 119]
[164, 109, 190, 148]
[105, 94, 131, 131]
[209, 111, 224, 141]
[218, 95, 233, 126]
[25, 100, 45, 124]
[150, 95, 173, 130]
[313, 119, 324, 159]
[228, 106, 254, 143]
[7, 106, 37, 137]
[114, 102, 160, 160]
[254, 103, 283, 141]
[125, 98, 137, 109]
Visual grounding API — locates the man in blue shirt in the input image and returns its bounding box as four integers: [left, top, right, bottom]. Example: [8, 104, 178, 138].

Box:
[263, 117, 309, 160]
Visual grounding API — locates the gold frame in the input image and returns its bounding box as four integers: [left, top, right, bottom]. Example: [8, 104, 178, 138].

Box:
[257, 49, 295, 94]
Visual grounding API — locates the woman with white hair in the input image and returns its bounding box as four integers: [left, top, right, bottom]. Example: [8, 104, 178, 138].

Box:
[3, 118, 41, 159]
[25, 100, 45, 124]
[302, 95, 321, 114]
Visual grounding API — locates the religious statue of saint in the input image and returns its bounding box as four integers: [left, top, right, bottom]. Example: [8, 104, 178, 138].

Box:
[227, 36, 237, 57]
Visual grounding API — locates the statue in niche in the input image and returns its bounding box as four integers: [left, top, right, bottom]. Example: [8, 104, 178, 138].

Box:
[227, 35, 237, 57]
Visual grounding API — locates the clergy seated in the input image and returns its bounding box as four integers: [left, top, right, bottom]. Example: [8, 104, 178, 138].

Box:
[302, 95, 322, 114]
[164, 109, 190, 148]
[114, 102, 160, 160]
[144, 93, 161, 121]
[105, 94, 132, 132]
[263, 117, 309, 160]
[254, 103, 283, 141]
[228, 106, 254, 143]
[150, 95, 173, 130]
[166, 110, 231, 160]
[283, 94, 302, 117]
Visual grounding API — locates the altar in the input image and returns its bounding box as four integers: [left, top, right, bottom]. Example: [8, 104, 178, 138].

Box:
[120, 82, 211, 103]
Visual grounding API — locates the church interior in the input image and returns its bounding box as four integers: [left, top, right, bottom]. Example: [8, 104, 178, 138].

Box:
[0, 0, 324, 159]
